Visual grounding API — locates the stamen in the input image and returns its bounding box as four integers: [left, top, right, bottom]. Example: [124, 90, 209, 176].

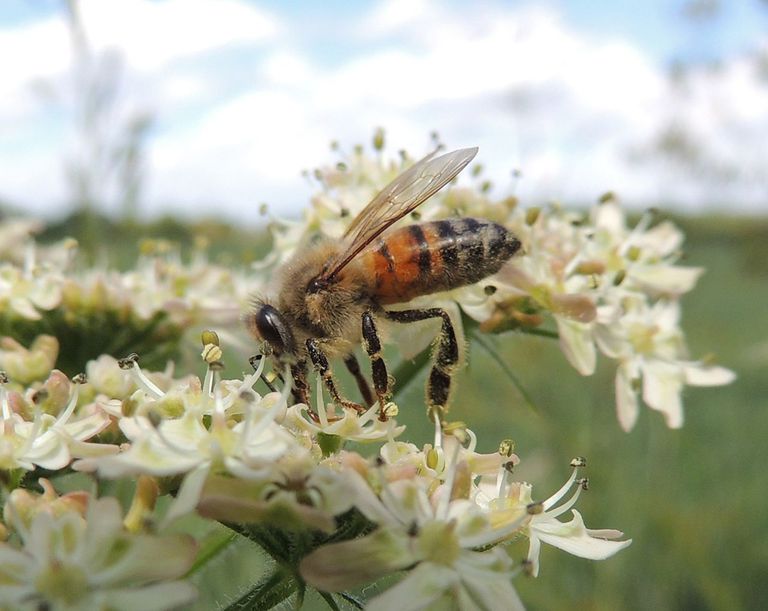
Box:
[222, 356, 265, 411]
[542, 465, 580, 511]
[248, 366, 291, 441]
[437, 439, 462, 520]
[53, 382, 81, 428]
[433, 413, 443, 449]
[119, 355, 164, 399]
[545, 482, 584, 519]
[0, 374, 11, 420]
[315, 375, 328, 428]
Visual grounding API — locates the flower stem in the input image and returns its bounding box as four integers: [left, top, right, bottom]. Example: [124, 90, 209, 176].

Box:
[473, 332, 539, 413]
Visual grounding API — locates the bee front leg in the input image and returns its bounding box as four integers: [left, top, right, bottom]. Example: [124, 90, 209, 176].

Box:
[344, 354, 374, 407]
[306, 339, 366, 414]
[290, 360, 310, 406]
[361, 312, 391, 417]
[384, 308, 459, 423]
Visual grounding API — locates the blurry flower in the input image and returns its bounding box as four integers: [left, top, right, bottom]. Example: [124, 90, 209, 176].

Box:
[0, 495, 197, 610]
[198, 453, 355, 532]
[3, 479, 89, 528]
[0, 218, 43, 263]
[0, 264, 63, 321]
[595, 297, 735, 430]
[86, 354, 136, 400]
[0, 335, 59, 385]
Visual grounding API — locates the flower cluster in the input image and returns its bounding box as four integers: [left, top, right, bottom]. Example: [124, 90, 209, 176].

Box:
[0, 225, 255, 373]
[263, 135, 735, 430]
[0, 334, 630, 609]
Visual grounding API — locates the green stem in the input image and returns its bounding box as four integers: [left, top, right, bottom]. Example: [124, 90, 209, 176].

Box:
[515, 326, 559, 339]
[319, 591, 341, 611]
[473, 332, 538, 414]
[185, 529, 238, 577]
[222, 568, 297, 611]
[337, 591, 365, 609]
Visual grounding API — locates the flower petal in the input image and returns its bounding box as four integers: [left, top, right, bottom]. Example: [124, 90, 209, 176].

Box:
[534, 510, 632, 562]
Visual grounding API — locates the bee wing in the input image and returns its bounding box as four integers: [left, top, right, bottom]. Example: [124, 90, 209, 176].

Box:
[321, 146, 478, 280]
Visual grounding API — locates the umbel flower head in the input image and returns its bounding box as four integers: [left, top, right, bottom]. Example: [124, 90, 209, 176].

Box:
[0, 223, 256, 374]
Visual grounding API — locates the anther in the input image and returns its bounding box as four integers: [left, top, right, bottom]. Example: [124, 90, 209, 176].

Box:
[201, 330, 220, 347]
[208, 361, 225, 372]
[578, 478, 589, 491]
[71, 373, 87, 384]
[499, 439, 515, 457]
[31, 389, 49, 404]
[118, 353, 139, 370]
[382, 402, 399, 418]
[526, 501, 544, 515]
[521, 559, 535, 577]
[407, 521, 419, 537]
[202, 344, 223, 363]
[525, 207, 541, 226]
[503, 461, 515, 474]
[0, 371, 7, 384]
[598, 191, 616, 204]
[239, 389, 256, 403]
[613, 270, 626, 286]
[484, 285, 497, 296]
[373, 127, 385, 151]
[147, 411, 162, 429]
[570, 456, 587, 468]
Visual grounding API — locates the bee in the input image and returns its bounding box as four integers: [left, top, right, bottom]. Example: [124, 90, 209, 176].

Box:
[247, 147, 521, 421]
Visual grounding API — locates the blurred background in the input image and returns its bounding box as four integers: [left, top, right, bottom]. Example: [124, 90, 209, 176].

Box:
[1, 1, 767, 610]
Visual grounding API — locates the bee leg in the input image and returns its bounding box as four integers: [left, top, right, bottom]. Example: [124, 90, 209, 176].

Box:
[344, 354, 374, 407]
[384, 308, 459, 423]
[306, 339, 366, 414]
[290, 360, 311, 407]
[361, 312, 391, 417]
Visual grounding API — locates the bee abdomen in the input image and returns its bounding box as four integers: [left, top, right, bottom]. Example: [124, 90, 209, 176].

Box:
[365, 218, 521, 304]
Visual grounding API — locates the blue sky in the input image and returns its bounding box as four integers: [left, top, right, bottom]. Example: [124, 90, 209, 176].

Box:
[1, 0, 766, 219]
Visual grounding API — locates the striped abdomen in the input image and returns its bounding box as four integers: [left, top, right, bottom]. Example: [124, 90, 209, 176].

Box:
[361, 218, 521, 305]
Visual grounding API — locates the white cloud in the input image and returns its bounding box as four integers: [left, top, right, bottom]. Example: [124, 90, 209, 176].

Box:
[0, 0, 766, 219]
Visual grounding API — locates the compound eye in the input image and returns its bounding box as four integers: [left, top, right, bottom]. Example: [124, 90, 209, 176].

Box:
[252, 305, 294, 356]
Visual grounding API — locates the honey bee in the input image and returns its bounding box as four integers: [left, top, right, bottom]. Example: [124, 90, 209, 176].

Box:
[247, 147, 521, 421]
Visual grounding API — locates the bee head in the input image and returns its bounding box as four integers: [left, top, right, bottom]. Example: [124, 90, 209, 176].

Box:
[247, 303, 296, 358]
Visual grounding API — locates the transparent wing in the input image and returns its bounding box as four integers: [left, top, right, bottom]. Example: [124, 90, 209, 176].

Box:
[321, 147, 478, 280]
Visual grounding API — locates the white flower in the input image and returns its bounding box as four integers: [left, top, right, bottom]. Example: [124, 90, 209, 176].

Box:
[301, 467, 526, 611]
[595, 297, 735, 430]
[0, 496, 197, 611]
[284, 375, 405, 443]
[475, 459, 631, 577]
[0, 376, 113, 471]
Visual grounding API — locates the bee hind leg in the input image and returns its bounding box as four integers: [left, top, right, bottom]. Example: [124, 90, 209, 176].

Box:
[361, 312, 392, 418]
[306, 339, 366, 414]
[384, 308, 459, 423]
